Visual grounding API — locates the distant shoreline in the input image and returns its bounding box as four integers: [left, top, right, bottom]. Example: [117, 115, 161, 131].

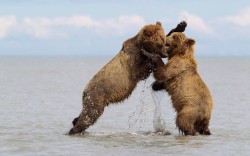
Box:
[0, 55, 250, 59]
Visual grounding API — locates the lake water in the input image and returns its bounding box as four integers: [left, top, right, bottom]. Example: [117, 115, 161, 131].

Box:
[0, 56, 250, 156]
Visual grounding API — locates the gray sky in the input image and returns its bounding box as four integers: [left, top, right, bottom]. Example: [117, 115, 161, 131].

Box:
[0, 0, 250, 56]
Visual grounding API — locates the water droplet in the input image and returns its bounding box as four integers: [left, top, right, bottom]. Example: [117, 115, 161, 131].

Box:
[151, 90, 167, 133]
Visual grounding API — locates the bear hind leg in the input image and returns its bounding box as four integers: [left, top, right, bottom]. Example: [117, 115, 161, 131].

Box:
[69, 101, 105, 135]
[198, 118, 211, 135]
[72, 117, 79, 126]
[176, 112, 196, 136]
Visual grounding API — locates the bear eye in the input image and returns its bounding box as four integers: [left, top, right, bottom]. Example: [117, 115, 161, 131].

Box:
[173, 35, 178, 40]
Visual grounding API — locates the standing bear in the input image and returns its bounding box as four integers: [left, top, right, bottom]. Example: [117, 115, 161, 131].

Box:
[142, 32, 214, 136]
[69, 22, 187, 135]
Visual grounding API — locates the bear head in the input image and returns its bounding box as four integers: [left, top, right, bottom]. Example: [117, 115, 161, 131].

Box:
[166, 32, 195, 58]
[138, 22, 168, 58]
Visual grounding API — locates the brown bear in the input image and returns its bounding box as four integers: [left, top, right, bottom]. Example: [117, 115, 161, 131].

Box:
[69, 22, 187, 135]
[142, 32, 214, 136]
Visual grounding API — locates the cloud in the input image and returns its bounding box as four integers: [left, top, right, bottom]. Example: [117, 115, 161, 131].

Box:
[225, 7, 250, 26]
[0, 16, 17, 38]
[0, 15, 145, 39]
[179, 11, 214, 35]
[17, 15, 146, 38]
[22, 17, 52, 38]
[94, 15, 146, 35]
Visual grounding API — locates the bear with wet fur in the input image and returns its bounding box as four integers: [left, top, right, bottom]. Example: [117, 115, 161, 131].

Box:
[69, 22, 171, 135]
[142, 32, 214, 136]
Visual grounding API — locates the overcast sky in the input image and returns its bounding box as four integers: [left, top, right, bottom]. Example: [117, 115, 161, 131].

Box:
[0, 0, 250, 56]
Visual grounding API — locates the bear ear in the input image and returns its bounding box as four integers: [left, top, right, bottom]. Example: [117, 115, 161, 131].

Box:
[186, 38, 195, 46]
[156, 21, 162, 27]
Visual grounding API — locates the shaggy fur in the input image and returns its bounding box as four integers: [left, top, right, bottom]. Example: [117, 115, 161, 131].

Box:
[68, 22, 187, 135]
[142, 32, 214, 136]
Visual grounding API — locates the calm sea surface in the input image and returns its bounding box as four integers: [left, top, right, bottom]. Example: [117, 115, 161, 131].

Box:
[0, 56, 250, 156]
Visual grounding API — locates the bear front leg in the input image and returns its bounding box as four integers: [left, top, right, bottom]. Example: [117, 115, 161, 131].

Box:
[166, 21, 187, 36]
[141, 49, 165, 68]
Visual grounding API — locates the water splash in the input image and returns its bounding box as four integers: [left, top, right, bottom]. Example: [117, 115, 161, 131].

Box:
[128, 80, 149, 131]
[150, 89, 169, 134]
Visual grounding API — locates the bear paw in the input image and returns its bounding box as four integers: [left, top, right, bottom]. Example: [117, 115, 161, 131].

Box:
[68, 126, 83, 135]
[167, 21, 187, 36]
[152, 81, 165, 91]
[141, 49, 161, 63]
[176, 21, 187, 33]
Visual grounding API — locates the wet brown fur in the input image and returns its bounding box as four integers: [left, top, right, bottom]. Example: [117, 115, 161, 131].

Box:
[146, 32, 214, 136]
[68, 22, 168, 135]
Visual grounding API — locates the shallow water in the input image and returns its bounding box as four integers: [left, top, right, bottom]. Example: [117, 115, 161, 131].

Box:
[0, 56, 250, 155]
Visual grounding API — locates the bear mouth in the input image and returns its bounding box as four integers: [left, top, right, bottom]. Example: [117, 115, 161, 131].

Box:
[164, 43, 172, 57]
[160, 51, 168, 58]
[166, 43, 171, 47]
